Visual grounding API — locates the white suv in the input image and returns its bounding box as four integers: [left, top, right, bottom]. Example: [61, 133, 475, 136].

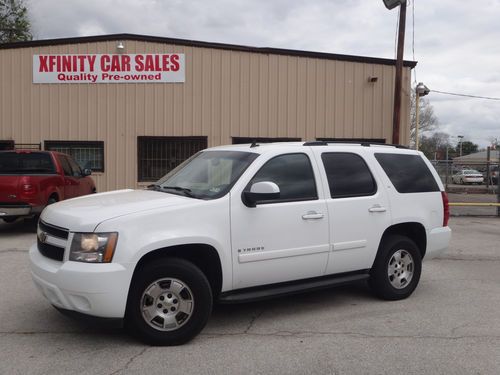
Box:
[30, 141, 451, 345]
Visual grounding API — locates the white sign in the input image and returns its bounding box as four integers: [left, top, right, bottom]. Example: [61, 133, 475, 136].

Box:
[33, 54, 185, 83]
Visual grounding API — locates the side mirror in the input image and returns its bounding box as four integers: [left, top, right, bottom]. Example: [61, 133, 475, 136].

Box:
[82, 168, 92, 176]
[242, 181, 280, 207]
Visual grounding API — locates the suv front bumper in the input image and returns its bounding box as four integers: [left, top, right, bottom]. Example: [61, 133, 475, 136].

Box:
[29, 244, 134, 318]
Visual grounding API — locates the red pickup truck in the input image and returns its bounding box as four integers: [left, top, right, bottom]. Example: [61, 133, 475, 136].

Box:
[0, 150, 96, 223]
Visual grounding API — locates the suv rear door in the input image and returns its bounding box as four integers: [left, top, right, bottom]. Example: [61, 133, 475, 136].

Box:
[312, 148, 392, 275]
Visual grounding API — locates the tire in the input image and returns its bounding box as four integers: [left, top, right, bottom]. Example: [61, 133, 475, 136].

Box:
[47, 196, 58, 205]
[369, 235, 422, 301]
[125, 258, 213, 346]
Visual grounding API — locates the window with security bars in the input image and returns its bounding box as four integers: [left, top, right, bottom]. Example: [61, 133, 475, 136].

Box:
[138, 136, 208, 182]
[44, 141, 104, 172]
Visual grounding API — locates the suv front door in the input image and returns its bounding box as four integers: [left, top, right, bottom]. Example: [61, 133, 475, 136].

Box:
[230, 152, 330, 290]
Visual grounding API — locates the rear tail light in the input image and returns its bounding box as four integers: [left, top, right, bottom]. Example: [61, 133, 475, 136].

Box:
[441, 191, 450, 227]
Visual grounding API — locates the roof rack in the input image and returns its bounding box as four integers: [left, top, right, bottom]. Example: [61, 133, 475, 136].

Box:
[303, 140, 409, 149]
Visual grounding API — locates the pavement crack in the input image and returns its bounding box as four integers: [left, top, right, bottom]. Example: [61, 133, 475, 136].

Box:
[0, 248, 29, 253]
[109, 347, 149, 375]
[244, 310, 265, 334]
[202, 330, 500, 341]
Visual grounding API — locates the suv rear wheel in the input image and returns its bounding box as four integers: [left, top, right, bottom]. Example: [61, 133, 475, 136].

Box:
[369, 235, 422, 300]
[125, 258, 213, 346]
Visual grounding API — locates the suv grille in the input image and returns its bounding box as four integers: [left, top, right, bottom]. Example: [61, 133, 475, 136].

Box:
[37, 221, 69, 261]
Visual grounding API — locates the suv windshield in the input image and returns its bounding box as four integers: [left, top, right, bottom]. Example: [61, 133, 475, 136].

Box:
[0, 152, 56, 174]
[153, 150, 258, 199]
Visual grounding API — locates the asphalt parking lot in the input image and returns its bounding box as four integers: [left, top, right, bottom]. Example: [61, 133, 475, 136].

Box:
[1, 215, 499, 375]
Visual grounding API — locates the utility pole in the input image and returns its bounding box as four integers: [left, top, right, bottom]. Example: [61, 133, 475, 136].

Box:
[392, 1, 406, 145]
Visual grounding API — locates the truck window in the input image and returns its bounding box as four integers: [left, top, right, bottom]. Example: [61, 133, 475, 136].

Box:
[0, 152, 56, 174]
[321, 152, 377, 198]
[249, 153, 317, 201]
[66, 156, 83, 177]
[57, 155, 73, 176]
[375, 153, 439, 193]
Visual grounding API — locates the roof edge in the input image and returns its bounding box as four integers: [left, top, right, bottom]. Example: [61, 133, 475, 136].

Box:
[0, 33, 417, 68]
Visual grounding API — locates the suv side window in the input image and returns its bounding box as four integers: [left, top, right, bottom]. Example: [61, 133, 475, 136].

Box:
[248, 153, 317, 202]
[321, 152, 377, 198]
[57, 155, 73, 176]
[375, 153, 439, 193]
[66, 156, 83, 177]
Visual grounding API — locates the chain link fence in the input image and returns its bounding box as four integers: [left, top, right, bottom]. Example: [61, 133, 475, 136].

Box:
[431, 160, 500, 216]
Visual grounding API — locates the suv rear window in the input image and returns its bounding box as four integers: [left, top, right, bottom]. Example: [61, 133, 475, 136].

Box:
[0, 152, 56, 174]
[375, 153, 439, 193]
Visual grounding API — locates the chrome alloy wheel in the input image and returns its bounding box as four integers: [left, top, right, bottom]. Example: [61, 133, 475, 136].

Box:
[141, 278, 194, 331]
[387, 249, 414, 289]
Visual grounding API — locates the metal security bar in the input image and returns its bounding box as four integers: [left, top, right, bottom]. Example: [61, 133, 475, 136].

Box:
[14, 143, 42, 150]
[138, 136, 207, 182]
[45, 141, 104, 172]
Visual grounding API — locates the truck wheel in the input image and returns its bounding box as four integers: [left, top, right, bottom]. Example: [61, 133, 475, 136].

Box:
[125, 258, 213, 346]
[369, 235, 422, 300]
[48, 196, 58, 205]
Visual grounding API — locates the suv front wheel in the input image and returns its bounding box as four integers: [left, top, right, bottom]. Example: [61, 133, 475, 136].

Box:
[125, 258, 213, 346]
[369, 235, 422, 300]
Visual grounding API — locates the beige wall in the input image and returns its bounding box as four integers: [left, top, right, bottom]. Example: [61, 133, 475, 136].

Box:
[0, 40, 412, 192]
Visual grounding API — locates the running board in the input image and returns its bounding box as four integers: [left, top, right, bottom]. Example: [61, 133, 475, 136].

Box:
[218, 272, 370, 304]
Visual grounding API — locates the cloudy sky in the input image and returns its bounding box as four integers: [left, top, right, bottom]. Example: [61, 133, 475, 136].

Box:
[28, 0, 500, 148]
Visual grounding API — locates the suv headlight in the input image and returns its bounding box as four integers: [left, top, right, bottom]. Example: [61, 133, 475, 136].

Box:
[69, 232, 118, 263]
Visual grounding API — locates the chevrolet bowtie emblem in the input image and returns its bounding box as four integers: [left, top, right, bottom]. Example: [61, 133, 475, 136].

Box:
[38, 232, 48, 243]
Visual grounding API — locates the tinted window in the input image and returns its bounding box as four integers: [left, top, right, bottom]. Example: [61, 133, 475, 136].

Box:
[66, 156, 83, 177]
[57, 155, 73, 176]
[249, 153, 317, 201]
[0, 152, 55, 174]
[321, 153, 376, 198]
[375, 153, 439, 193]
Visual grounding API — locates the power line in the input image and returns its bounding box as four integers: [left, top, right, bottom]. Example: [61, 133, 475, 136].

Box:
[431, 90, 500, 101]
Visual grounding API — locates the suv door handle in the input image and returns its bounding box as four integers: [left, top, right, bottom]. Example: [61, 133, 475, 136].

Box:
[302, 211, 324, 220]
[368, 205, 386, 213]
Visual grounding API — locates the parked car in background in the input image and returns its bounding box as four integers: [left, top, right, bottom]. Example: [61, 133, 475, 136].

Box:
[452, 169, 484, 185]
[0, 150, 96, 223]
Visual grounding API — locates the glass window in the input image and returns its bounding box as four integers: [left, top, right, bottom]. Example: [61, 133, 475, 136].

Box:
[56, 155, 73, 176]
[375, 153, 440, 193]
[45, 141, 104, 172]
[155, 151, 258, 199]
[248, 153, 317, 202]
[66, 155, 83, 177]
[321, 153, 376, 198]
[0, 152, 55, 174]
[138, 137, 208, 182]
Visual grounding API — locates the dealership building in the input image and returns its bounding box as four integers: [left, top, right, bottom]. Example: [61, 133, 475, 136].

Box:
[0, 34, 415, 192]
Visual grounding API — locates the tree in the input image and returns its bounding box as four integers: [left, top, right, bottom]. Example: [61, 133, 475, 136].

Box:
[456, 140, 478, 157]
[410, 89, 439, 146]
[0, 0, 32, 43]
[419, 132, 453, 160]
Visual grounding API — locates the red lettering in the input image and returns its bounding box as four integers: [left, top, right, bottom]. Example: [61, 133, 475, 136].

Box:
[144, 55, 154, 71]
[170, 54, 180, 72]
[110, 55, 120, 72]
[61, 56, 72, 72]
[88, 55, 96, 72]
[39, 56, 49, 72]
[49, 56, 57, 72]
[121, 55, 131, 71]
[162, 55, 170, 71]
[77, 56, 86, 71]
[135, 55, 144, 71]
[100, 55, 110, 72]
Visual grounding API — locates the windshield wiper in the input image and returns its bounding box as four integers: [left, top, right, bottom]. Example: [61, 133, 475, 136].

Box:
[160, 186, 196, 198]
[146, 184, 162, 191]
